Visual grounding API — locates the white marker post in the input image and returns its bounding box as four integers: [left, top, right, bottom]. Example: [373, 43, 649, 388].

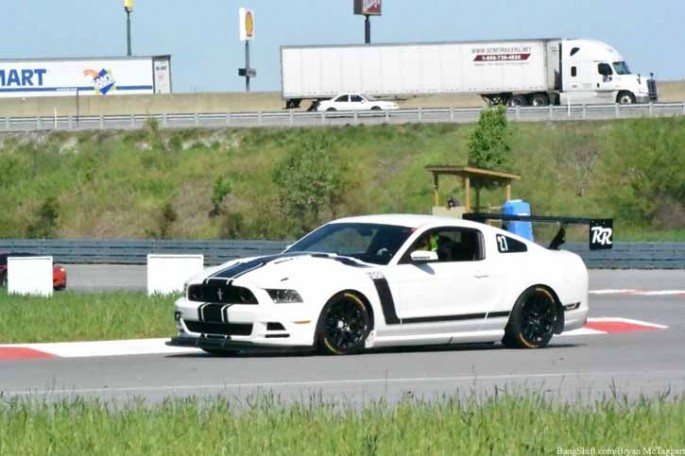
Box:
[8, 256, 53, 297]
[147, 254, 204, 296]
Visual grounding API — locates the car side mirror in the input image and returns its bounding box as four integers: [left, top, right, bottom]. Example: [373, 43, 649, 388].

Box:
[410, 250, 438, 263]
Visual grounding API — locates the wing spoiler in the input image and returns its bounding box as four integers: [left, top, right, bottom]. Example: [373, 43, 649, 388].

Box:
[462, 213, 613, 250]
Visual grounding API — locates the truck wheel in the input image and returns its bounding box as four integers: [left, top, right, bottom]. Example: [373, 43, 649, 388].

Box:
[617, 91, 636, 104]
[530, 93, 549, 106]
[508, 95, 527, 107]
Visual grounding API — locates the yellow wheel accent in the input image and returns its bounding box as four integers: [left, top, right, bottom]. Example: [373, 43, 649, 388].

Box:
[516, 333, 538, 349]
[323, 337, 343, 355]
[503, 286, 558, 349]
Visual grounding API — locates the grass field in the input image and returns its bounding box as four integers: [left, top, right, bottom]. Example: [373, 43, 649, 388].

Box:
[0, 394, 683, 455]
[0, 291, 174, 343]
[1, 116, 684, 241]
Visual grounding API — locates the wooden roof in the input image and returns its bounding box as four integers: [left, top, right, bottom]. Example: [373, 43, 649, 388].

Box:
[425, 165, 520, 181]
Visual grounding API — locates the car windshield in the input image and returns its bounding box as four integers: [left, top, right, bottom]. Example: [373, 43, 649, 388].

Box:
[284, 222, 414, 265]
[361, 94, 376, 101]
[612, 61, 631, 75]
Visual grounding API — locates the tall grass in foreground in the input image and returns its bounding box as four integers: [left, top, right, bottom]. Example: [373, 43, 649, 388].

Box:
[0, 291, 174, 343]
[0, 394, 683, 455]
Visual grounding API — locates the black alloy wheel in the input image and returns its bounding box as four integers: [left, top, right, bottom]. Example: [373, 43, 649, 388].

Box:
[503, 287, 558, 349]
[316, 292, 370, 355]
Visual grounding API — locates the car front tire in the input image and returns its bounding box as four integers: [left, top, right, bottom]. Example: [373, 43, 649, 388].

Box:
[315, 292, 370, 355]
[502, 286, 558, 349]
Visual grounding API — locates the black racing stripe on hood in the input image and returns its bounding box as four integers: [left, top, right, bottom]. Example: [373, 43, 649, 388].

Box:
[208, 252, 369, 280]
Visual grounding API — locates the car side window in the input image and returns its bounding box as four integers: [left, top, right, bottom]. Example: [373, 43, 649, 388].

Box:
[399, 227, 484, 264]
[351, 95, 363, 102]
[495, 234, 528, 253]
[335, 95, 348, 102]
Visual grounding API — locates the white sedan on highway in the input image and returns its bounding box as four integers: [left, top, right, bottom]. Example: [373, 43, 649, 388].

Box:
[169, 214, 589, 355]
[316, 93, 399, 112]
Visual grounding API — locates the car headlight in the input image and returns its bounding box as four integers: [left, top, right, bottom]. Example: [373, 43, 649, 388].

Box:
[266, 289, 303, 304]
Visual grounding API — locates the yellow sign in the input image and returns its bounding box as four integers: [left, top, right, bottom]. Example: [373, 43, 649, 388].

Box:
[124, 0, 133, 11]
[245, 11, 254, 38]
[239, 8, 255, 42]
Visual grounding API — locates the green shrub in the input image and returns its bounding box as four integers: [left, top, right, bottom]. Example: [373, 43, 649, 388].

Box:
[468, 105, 512, 171]
[272, 132, 348, 235]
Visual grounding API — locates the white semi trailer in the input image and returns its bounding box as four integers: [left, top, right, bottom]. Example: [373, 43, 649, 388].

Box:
[280, 39, 657, 109]
[0, 55, 172, 98]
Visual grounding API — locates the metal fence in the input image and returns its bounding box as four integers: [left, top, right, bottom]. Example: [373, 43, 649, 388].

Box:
[0, 239, 683, 269]
[2, 103, 684, 132]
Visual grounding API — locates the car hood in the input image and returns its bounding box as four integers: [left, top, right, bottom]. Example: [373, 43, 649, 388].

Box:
[198, 252, 375, 287]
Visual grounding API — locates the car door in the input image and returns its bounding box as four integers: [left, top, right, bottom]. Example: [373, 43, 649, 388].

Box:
[384, 227, 496, 329]
[349, 94, 365, 110]
[334, 94, 351, 111]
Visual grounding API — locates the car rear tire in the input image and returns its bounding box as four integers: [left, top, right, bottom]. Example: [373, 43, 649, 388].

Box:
[326, 107, 337, 112]
[502, 286, 558, 349]
[371, 106, 382, 111]
[316, 292, 370, 355]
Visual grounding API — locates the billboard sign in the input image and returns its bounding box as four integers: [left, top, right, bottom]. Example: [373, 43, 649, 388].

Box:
[239, 8, 255, 41]
[0, 56, 171, 98]
[354, 0, 382, 15]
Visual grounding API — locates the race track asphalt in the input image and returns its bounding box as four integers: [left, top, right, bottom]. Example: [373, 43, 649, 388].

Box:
[1, 268, 683, 405]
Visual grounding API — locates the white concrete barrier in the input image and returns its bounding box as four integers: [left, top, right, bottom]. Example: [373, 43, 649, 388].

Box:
[147, 254, 204, 296]
[8, 256, 53, 297]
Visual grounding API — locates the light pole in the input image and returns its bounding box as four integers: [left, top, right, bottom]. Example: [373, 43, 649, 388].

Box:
[124, 0, 133, 56]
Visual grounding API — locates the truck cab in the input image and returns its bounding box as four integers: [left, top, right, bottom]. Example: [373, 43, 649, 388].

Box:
[559, 39, 656, 105]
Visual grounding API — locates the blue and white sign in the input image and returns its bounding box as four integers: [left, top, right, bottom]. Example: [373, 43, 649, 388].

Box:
[0, 56, 171, 98]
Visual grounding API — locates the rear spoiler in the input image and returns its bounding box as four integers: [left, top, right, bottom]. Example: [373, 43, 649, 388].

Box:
[462, 213, 613, 250]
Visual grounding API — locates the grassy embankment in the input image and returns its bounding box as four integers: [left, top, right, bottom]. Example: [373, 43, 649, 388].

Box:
[0, 117, 683, 241]
[0, 394, 683, 454]
[0, 291, 172, 343]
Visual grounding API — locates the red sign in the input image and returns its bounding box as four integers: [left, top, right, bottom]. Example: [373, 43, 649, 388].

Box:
[354, 0, 382, 15]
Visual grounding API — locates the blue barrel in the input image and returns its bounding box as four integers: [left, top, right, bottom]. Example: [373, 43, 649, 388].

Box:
[502, 200, 533, 241]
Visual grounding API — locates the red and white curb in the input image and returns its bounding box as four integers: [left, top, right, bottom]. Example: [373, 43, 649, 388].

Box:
[0, 338, 199, 361]
[0, 317, 667, 361]
[590, 289, 685, 296]
[559, 317, 668, 337]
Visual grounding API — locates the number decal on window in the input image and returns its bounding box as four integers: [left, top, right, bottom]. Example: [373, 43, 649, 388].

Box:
[496, 235, 509, 252]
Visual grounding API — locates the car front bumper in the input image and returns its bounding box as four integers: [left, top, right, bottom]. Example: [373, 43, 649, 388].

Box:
[172, 297, 319, 350]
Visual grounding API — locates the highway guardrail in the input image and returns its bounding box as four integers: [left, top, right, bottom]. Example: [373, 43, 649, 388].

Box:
[1, 103, 684, 132]
[0, 239, 682, 269]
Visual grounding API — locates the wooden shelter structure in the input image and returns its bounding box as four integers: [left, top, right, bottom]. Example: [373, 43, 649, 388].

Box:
[425, 165, 521, 213]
